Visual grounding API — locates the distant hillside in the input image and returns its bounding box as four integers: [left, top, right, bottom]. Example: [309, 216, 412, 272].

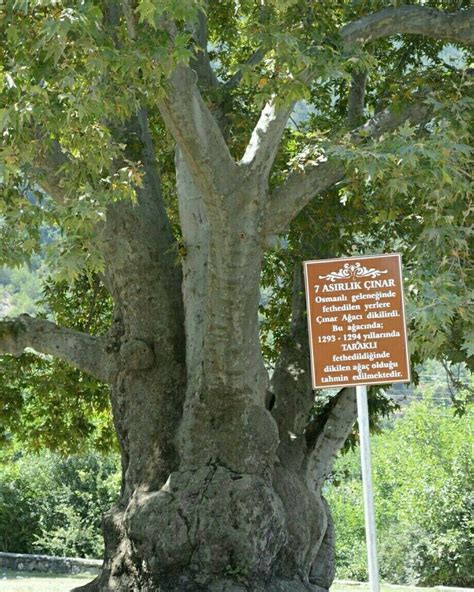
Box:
[0, 261, 46, 317]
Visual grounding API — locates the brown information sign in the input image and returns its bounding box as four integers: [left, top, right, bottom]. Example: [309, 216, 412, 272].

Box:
[304, 253, 410, 389]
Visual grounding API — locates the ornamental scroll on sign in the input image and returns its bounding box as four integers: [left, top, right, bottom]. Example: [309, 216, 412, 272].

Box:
[303, 253, 411, 389]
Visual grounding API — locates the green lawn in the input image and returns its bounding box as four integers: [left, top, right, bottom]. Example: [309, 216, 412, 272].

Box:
[333, 585, 433, 592]
[332, 583, 471, 592]
[1, 571, 472, 592]
[0, 569, 95, 592]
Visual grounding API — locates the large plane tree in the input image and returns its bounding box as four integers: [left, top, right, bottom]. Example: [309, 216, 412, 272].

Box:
[0, 1, 472, 591]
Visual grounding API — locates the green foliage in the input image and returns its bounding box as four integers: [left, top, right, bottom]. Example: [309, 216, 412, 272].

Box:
[260, 51, 473, 381]
[0, 261, 46, 316]
[40, 273, 113, 335]
[0, 1, 472, 446]
[0, 445, 120, 558]
[326, 394, 474, 586]
[328, 86, 473, 371]
[0, 354, 115, 454]
[0, 273, 115, 454]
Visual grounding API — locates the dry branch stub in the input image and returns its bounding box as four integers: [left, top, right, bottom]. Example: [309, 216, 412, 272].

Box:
[303, 253, 410, 390]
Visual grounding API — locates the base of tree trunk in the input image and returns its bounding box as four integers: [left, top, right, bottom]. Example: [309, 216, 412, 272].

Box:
[74, 574, 329, 592]
[72, 466, 333, 592]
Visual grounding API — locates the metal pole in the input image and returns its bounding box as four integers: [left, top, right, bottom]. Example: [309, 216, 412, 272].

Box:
[356, 384, 380, 592]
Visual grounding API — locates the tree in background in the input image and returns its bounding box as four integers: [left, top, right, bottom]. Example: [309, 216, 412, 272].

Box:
[0, 447, 120, 558]
[0, 2, 472, 591]
[327, 394, 474, 587]
[0, 273, 115, 453]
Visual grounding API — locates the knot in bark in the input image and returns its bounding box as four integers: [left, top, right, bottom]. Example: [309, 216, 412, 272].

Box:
[119, 338, 155, 370]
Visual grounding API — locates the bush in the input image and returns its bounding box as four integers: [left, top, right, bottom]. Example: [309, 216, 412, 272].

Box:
[0, 448, 120, 558]
[326, 395, 473, 586]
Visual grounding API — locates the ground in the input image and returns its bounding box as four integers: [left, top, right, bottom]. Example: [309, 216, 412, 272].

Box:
[0, 569, 94, 592]
[1, 570, 472, 592]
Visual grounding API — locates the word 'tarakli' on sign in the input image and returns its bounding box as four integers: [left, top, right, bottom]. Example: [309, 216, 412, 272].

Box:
[303, 253, 411, 389]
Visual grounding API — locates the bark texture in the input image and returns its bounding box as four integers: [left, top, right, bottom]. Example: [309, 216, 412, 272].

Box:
[64, 140, 346, 590]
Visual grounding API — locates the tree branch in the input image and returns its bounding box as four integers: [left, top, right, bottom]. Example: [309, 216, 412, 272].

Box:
[240, 99, 294, 177]
[303, 387, 357, 492]
[190, 8, 220, 91]
[102, 3, 180, 285]
[120, 1, 237, 199]
[237, 1, 299, 175]
[158, 66, 238, 198]
[134, 107, 178, 255]
[271, 267, 313, 434]
[346, 71, 368, 129]
[341, 6, 474, 47]
[271, 266, 314, 470]
[224, 48, 265, 90]
[224, 1, 270, 91]
[0, 315, 115, 382]
[239, 4, 473, 182]
[120, 0, 136, 39]
[31, 136, 69, 204]
[264, 98, 431, 237]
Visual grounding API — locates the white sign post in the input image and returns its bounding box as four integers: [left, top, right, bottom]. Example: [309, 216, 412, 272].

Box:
[303, 254, 411, 592]
[356, 385, 380, 592]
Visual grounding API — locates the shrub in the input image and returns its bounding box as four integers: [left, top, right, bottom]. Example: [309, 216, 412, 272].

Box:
[326, 395, 473, 586]
[0, 448, 120, 558]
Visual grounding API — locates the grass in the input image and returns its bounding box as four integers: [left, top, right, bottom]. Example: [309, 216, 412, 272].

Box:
[1, 571, 472, 592]
[331, 582, 432, 592]
[0, 568, 95, 592]
[332, 585, 435, 592]
[332, 583, 471, 592]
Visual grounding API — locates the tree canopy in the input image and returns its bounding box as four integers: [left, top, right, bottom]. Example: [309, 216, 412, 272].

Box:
[1, 0, 472, 452]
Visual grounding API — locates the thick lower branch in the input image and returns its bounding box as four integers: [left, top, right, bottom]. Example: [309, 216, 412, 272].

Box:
[303, 387, 357, 492]
[0, 315, 114, 382]
[347, 71, 368, 129]
[265, 98, 431, 235]
[341, 6, 474, 47]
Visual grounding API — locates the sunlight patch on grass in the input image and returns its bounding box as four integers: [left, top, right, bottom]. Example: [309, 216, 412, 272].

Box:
[0, 569, 95, 592]
[332, 582, 473, 592]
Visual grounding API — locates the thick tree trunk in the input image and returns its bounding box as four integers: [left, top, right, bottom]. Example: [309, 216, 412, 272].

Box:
[59, 70, 360, 587]
[74, 173, 188, 590]
[71, 158, 349, 591]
